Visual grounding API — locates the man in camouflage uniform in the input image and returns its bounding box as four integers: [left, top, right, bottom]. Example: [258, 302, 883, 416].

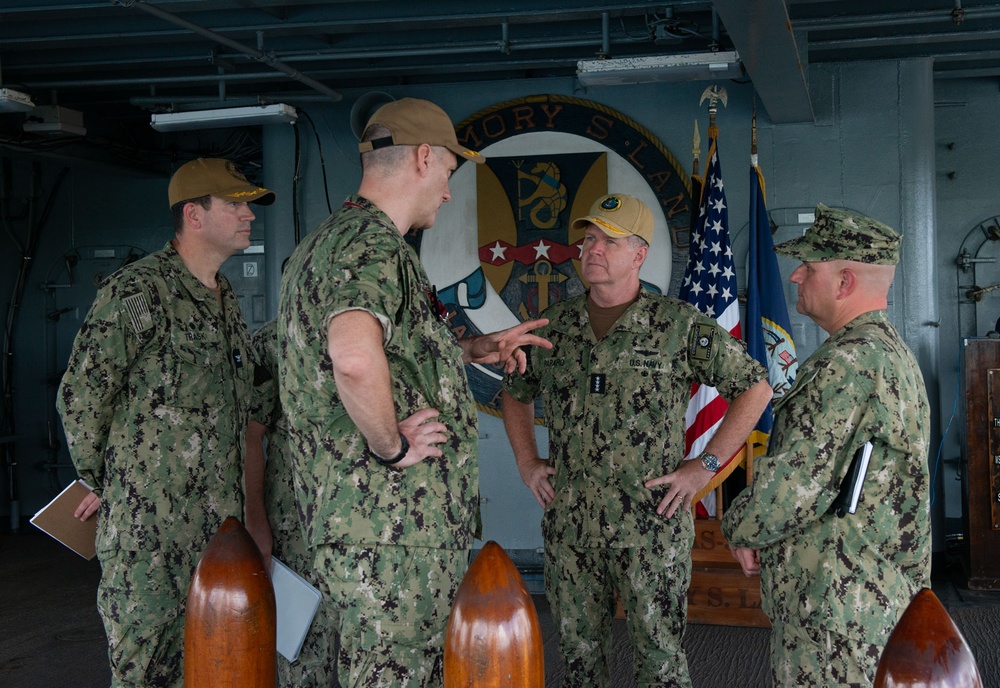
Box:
[501, 193, 772, 688]
[57, 158, 274, 687]
[721, 204, 931, 687]
[278, 98, 550, 687]
[245, 318, 339, 687]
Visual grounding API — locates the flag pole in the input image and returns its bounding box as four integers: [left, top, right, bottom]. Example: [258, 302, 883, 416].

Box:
[692, 119, 701, 180]
[687, 119, 704, 243]
[684, 84, 740, 510]
[750, 96, 765, 203]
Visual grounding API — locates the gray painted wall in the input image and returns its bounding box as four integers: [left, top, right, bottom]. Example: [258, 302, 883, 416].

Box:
[2, 58, 992, 556]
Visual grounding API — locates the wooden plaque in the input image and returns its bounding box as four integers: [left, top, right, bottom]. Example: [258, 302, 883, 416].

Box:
[688, 519, 769, 628]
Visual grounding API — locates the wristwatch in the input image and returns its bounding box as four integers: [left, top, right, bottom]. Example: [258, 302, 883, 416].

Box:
[699, 451, 721, 473]
[372, 434, 409, 466]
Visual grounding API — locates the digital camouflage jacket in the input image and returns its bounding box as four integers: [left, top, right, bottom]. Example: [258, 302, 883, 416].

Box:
[505, 290, 766, 549]
[722, 310, 931, 639]
[278, 196, 478, 551]
[57, 241, 253, 559]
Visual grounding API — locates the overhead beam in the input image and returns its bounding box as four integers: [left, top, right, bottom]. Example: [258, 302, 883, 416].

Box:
[713, 0, 814, 124]
[124, 0, 342, 102]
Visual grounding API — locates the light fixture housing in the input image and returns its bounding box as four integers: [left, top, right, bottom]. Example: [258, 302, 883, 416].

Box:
[577, 51, 742, 86]
[150, 103, 298, 132]
[0, 87, 36, 113]
[23, 105, 87, 136]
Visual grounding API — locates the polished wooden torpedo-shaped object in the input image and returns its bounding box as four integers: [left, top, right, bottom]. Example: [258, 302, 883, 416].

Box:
[444, 540, 544, 687]
[874, 588, 983, 688]
[184, 517, 276, 688]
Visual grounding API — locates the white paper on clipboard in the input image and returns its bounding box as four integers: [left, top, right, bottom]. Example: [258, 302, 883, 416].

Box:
[271, 557, 322, 662]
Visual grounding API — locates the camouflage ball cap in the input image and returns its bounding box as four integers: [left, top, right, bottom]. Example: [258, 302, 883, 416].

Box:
[571, 193, 654, 245]
[168, 158, 275, 208]
[774, 204, 900, 265]
[357, 97, 485, 164]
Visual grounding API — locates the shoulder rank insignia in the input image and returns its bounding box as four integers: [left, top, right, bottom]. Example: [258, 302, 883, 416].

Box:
[121, 292, 153, 334]
[690, 322, 715, 361]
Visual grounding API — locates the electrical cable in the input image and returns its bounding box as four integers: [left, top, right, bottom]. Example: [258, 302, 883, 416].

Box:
[292, 122, 301, 244]
[930, 354, 960, 508]
[2, 163, 69, 530]
[298, 109, 333, 216]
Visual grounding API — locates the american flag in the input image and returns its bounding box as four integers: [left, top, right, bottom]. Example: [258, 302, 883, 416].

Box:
[679, 132, 741, 511]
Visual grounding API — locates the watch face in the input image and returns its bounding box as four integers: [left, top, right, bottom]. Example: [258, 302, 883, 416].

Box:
[702, 453, 720, 471]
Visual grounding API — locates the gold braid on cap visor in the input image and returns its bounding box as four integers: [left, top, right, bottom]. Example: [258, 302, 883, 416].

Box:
[229, 188, 268, 198]
[592, 217, 630, 237]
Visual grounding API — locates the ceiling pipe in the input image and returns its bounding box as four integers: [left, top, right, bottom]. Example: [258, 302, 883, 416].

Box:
[499, 19, 511, 55]
[711, 6, 721, 51]
[30, 53, 588, 92]
[793, 6, 1000, 31]
[34, 70, 313, 90]
[115, 0, 342, 102]
[26, 30, 648, 92]
[131, 94, 337, 107]
[601, 11, 610, 57]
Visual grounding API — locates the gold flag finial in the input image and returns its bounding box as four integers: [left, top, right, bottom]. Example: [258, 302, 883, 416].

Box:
[699, 85, 727, 137]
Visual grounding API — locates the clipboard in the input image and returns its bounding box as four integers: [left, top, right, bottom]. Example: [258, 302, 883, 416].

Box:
[30, 479, 98, 560]
[271, 557, 322, 662]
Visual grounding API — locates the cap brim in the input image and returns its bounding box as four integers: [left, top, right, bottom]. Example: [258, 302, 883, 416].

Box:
[773, 236, 827, 261]
[219, 189, 276, 206]
[248, 190, 276, 206]
[448, 144, 485, 164]
[573, 216, 633, 237]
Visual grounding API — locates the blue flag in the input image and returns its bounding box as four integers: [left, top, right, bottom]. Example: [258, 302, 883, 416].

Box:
[746, 164, 797, 451]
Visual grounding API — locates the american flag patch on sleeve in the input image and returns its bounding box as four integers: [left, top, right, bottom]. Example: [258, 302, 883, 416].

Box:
[121, 292, 153, 334]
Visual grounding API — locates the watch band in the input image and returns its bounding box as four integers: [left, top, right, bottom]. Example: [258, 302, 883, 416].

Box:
[699, 451, 721, 472]
[372, 434, 409, 466]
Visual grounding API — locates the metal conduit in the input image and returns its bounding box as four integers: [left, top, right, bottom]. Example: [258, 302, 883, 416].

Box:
[34, 54, 580, 90]
[793, 6, 1000, 30]
[28, 32, 638, 91]
[117, 0, 342, 102]
[601, 11, 610, 56]
[16, 30, 640, 76]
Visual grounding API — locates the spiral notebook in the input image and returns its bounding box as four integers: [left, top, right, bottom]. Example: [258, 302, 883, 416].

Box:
[271, 557, 322, 662]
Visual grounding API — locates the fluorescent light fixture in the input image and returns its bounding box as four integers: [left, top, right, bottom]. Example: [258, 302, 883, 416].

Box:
[150, 103, 298, 132]
[577, 51, 741, 86]
[0, 87, 35, 113]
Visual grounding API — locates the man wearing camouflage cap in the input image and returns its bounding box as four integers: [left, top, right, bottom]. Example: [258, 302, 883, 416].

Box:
[722, 204, 931, 686]
[502, 193, 772, 687]
[57, 158, 274, 687]
[278, 97, 550, 687]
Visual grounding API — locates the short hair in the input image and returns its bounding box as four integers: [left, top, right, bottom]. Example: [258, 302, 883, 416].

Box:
[360, 123, 413, 176]
[627, 234, 649, 250]
[171, 195, 212, 233]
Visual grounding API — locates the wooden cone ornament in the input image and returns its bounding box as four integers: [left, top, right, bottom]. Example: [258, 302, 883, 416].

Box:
[874, 588, 983, 688]
[184, 517, 276, 687]
[444, 540, 544, 687]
